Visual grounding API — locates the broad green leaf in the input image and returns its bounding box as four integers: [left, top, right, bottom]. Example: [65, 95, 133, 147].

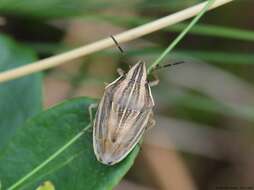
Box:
[0, 97, 139, 190]
[0, 34, 42, 150]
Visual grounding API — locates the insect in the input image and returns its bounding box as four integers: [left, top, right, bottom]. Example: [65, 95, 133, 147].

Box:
[91, 36, 183, 165]
[92, 59, 155, 165]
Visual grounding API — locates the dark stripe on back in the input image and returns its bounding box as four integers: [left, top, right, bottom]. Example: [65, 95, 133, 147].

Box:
[137, 63, 144, 83]
[130, 64, 140, 82]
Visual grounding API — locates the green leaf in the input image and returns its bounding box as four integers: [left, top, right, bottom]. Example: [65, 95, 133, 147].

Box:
[0, 0, 111, 19]
[0, 34, 42, 150]
[0, 97, 139, 190]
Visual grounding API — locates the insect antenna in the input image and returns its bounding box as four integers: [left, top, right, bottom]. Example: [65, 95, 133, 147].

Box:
[153, 61, 185, 71]
[110, 35, 125, 54]
[111, 35, 132, 71]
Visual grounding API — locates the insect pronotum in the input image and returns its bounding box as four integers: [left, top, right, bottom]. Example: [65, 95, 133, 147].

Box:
[92, 36, 183, 165]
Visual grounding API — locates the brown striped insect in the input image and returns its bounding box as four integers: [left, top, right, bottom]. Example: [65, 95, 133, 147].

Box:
[91, 36, 184, 165]
[92, 60, 155, 165]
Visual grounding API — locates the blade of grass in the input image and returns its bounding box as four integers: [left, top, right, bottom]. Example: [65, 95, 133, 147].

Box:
[7, 124, 91, 190]
[147, 0, 216, 73]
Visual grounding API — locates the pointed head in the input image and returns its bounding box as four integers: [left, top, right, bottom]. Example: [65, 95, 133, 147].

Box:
[126, 60, 147, 83]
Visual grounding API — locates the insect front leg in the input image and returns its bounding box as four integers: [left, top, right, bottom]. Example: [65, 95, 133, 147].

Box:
[148, 72, 160, 87]
[117, 68, 125, 76]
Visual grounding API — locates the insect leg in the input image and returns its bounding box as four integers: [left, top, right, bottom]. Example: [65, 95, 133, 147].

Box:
[148, 72, 160, 87]
[146, 112, 156, 130]
[117, 68, 125, 76]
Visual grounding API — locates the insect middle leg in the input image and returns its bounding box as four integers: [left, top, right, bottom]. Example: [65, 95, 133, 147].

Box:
[146, 112, 156, 130]
[88, 103, 98, 132]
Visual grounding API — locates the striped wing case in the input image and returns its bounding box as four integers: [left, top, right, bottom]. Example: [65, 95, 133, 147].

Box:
[93, 61, 155, 165]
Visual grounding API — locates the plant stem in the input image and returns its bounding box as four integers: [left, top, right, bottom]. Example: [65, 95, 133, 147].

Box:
[147, 0, 216, 73]
[7, 124, 91, 190]
[91, 15, 254, 42]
